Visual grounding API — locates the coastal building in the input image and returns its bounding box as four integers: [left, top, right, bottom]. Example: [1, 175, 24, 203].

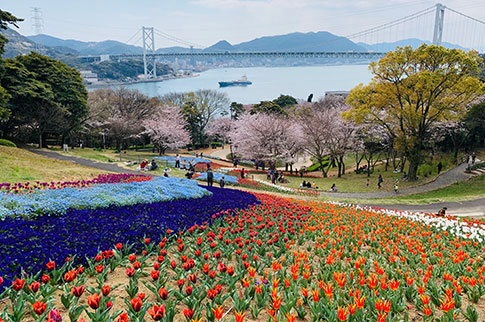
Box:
[324, 91, 350, 98]
[79, 70, 99, 84]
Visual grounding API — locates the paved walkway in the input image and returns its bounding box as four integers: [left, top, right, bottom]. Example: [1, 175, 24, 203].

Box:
[327, 162, 474, 199]
[363, 198, 485, 218]
[31, 149, 145, 176]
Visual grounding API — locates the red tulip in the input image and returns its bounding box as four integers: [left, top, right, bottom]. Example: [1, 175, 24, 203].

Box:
[46, 261, 55, 271]
[41, 274, 50, 284]
[33, 301, 47, 315]
[126, 267, 135, 277]
[151, 270, 160, 280]
[158, 287, 168, 300]
[117, 312, 129, 322]
[131, 297, 143, 312]
[29, 282, 40, 293]
[12, 279, 24, 291]
[88, 293, 101, 309]
[72, 285, 85, 297]
[183, 308, 194, 319]
[102, 285, 111, 296]
[148, 304, 165, 320]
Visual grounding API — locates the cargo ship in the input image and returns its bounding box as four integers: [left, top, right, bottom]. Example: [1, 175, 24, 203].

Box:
[218, 76, 252, 87]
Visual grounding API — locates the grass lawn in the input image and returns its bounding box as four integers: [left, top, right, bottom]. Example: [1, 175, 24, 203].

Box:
[46, 147, 163, 163]
[337, 173, 485, 205]
[0, 146, 109, 183]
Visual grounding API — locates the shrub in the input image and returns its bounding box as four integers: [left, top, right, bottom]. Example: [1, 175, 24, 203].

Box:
[308, 160, 329, 172]
[0, 139, 16, 148]
[417, 164, 432, 177]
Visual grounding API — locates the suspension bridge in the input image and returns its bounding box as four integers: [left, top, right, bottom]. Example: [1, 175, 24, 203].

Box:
[83, 3, 485, 78]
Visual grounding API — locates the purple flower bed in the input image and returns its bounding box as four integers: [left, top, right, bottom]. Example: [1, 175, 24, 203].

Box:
[0, 186, 258, 290]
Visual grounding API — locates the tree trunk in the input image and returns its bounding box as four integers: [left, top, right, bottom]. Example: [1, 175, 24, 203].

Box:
[407, 149, 420, 181]
[340, 155, 345, 175]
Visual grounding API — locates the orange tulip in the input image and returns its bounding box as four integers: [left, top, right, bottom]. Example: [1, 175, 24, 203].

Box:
[211, 305, 224, 320]
[337, 306, 348, 321]
[235, 310, 246, 322]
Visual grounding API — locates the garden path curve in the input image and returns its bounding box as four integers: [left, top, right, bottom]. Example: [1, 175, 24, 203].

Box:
[325, 162, 475, 199]
[31, 149, 147, 176]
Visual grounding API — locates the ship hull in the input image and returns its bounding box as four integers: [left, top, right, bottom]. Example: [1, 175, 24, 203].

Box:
[218, 81, 252, 87]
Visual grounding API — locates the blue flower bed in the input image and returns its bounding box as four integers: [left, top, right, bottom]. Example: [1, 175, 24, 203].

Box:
[197, 172, 239, 184]
[0, 186, 259, 290]
[155, 156, 211, 166]
[0, 177, 209, 219]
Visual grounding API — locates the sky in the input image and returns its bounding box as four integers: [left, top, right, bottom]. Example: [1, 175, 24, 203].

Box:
[2, 0, 485, 49]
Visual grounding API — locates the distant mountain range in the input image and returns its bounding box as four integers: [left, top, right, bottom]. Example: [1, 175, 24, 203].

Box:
[358, 38, 467, 52]
[1, 27, 468, 59]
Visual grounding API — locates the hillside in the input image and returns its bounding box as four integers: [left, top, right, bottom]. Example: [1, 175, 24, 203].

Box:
[28, 34, 143, 55]
[0, 28, 76, 59]
[233, 31, 366, 52]
[358, 38, 467, 52]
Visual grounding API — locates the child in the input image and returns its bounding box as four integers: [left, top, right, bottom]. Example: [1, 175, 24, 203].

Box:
[393, 180, 399, 193]
[366, 179, 370, 187]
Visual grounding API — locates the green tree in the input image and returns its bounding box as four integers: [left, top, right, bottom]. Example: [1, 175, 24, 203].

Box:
[161, 90, 229, 146]
[229, 102, 244, 120]
[250, 100, 285, 115]
[16, 52, 89, 142]
[345, 45, 484, 181]
[272, 94, 297, 108]
[464, 101, 485, 147]
[1, 53, 88, 147]
[0, 10, 23, 122]
[0, 58, 59, 146]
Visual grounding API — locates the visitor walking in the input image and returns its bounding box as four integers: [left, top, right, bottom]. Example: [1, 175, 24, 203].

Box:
[182, 159, 186, 170]
[241, 168, 245, 179]
[219, 176, 225, 188]
[393, 179, 399, 193]
[175, 154, 181, 168]
[271, 170, 277, 184]
[472, 152, 476, 165]
[437, 161, 443, 174]
[207, 168, 214, 187]
[366, 178, 370, 187]
[377, 174, 383, 189]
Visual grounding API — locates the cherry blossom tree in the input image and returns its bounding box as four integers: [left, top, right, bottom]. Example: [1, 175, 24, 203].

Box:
[230, 113, 303, 169]
[143, 105, 190, 154]
[298, 97, 356, 177]
[205, 117, 235, 144]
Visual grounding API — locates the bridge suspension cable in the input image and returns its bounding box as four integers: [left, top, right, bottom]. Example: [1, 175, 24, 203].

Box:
[344, 5, 436, 40]
[153, 28, 205, 49]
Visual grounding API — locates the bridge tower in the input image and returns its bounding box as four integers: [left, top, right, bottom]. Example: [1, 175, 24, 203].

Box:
[142, 26, 157, 78]
[432, 3, 445, 46]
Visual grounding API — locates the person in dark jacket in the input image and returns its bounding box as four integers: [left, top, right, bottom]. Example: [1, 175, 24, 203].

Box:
[207, 168, 214, 187]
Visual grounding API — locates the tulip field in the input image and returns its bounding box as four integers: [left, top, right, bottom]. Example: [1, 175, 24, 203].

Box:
[0, 174, 485, 322]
